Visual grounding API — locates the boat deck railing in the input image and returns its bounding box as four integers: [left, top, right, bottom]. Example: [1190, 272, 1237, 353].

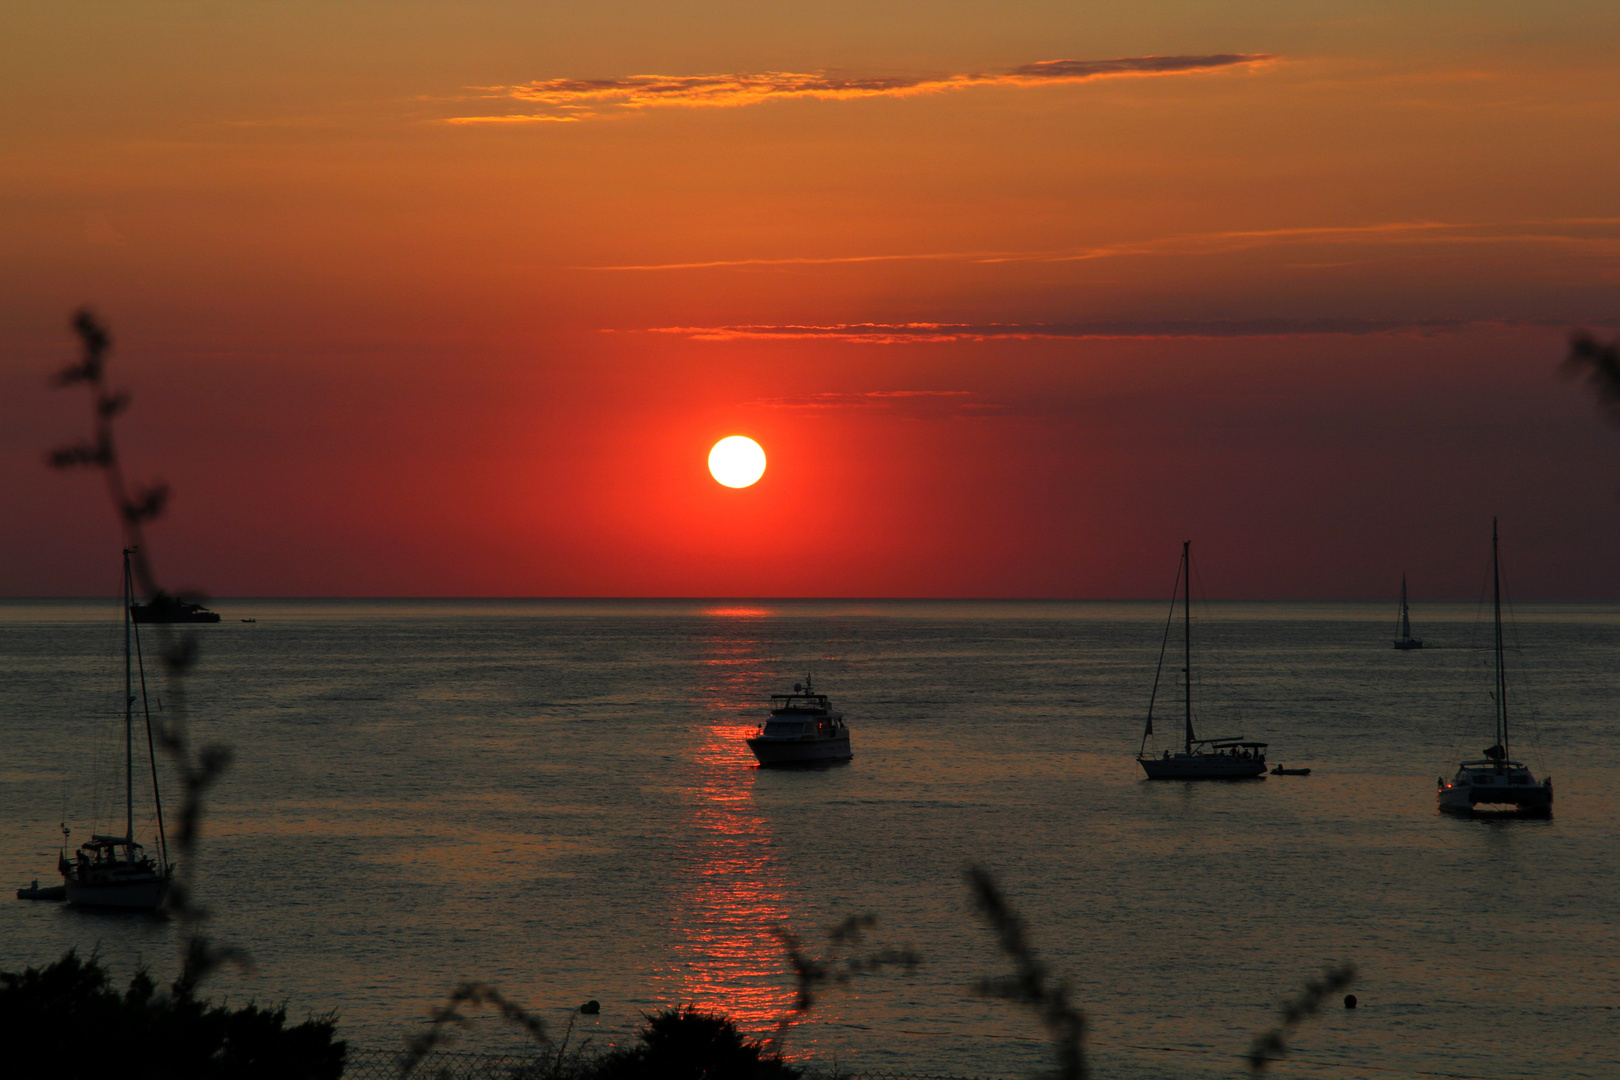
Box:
[769, 694, 831, 712]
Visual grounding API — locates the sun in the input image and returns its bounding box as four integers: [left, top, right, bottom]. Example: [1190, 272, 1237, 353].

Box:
[708, 436, 766, 488]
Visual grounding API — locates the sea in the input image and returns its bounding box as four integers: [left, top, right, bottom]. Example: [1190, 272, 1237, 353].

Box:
[1, 598, 1616, 1079]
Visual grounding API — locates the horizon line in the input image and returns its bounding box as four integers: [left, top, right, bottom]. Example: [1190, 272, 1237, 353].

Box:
[4, 594, 1615, 605]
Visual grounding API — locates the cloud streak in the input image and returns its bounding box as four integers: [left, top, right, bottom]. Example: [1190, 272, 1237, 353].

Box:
[745, 389, 1008, 417]
[585, 218, 1620, 271]
[444, 54, 1274, 123]
[640, 317, 1618, 345]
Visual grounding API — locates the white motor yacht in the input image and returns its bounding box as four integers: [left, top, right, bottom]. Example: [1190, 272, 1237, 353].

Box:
[746, 678, 852, 766]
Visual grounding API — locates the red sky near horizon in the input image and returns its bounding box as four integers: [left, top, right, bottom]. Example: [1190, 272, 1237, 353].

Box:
[3, 2, 1620, 599]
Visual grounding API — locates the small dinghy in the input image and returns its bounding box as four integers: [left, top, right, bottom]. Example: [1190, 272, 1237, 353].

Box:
[1270, 766, 1312, 776]
[16, 879, 66, 901]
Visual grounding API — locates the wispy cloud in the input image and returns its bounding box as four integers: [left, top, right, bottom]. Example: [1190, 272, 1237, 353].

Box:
[756, 389, 972, 405]
[443, 54, 1274, 123]
[639, 317, 1614, 345]
[746, 389, 1008, 416]
[586, 218, 1620, 271]
[443, 114, 583, 125]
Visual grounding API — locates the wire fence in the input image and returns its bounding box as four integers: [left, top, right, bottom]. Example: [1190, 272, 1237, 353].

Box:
[341, 1047, 995, 1080]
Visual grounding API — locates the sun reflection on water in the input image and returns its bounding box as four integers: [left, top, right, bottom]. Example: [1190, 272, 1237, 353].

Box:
[652, 620, 799, 1035]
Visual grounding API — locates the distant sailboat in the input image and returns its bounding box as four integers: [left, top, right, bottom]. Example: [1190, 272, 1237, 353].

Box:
[1393, 574, 1424, 650]
[1136, 542, 1269, 780]
[1437, 521, 1552, 815]
[59, 548, 174, 909]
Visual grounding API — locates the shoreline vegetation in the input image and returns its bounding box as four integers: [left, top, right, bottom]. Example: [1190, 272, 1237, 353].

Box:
[12, 311, 1384, 1077]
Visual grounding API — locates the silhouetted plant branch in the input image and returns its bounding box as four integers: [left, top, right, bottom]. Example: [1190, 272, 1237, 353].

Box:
[769, 915, 920, 1052]
[1244, 963, 1355, 1071]
[1565, 330, 1620, 427]
[47, 308, 242, 994]
[400, 981, 551, 1078]
[964, 866, 1085, 1080]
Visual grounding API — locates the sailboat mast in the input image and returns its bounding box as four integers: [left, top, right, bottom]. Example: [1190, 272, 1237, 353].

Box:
[1493, 519, 1508, 766]
[123, 547, 134, 842]
[1183, 540, 1193, 755]
[1400, 574, 1411, 639]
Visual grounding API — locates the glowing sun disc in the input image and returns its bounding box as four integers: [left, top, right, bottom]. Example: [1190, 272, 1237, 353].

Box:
[708, 436, 766, 488]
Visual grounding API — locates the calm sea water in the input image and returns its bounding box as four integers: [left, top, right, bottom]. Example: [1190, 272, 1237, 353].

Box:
[1, 598, 1617, 1078]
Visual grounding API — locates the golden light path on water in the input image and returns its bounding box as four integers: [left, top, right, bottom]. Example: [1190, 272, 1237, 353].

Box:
[654, 614, 800, 1039]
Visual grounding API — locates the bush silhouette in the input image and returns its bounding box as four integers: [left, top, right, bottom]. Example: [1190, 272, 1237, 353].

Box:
[0, 951, 344, 1080]
[590, 1007, 801, 1080]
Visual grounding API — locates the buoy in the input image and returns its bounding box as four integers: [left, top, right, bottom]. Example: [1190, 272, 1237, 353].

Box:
[580, 1000, 600, 1014]
[1344, 994, 1358, 1009]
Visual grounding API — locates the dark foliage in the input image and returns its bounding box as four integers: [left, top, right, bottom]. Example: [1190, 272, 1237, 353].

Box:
[400, 982, 552, 1077]
[964, 866, 1085, 1080]
[0, 951, 344, 1080]
[1245, 963, 1356, 1070]
[1566, 330, 1620, 426]
[770, 914, 919, 1049]
[47, 309, 242, 991]
[591, 1007, 801, 1080]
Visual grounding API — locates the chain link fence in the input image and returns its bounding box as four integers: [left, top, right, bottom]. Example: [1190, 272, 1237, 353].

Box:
[342, 1047, 993, 1080]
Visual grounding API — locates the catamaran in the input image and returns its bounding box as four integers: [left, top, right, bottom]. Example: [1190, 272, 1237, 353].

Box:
[59, 548, 174, 908]
[1136, 542, 1269, 780]
[1437, 521, 1553, 815]
[1393, 573, 1424, 650]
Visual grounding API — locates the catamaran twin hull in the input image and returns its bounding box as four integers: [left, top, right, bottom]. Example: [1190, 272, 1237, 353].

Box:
[1438, 769, 1553, 815]
[1138, 753, 1268, 780]
[747, 733, 852, 766]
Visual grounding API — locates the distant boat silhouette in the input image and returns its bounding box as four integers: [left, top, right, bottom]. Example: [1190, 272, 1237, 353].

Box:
[1437, 520, 1552, 815]
[130, 592, 220, 623]
[1392, 573, 1424, 650]
[1136, 541, 1269, 780]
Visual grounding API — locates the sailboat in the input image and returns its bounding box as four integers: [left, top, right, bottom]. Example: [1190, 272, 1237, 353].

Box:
[58, 548, 174, 908]
[1393, 574, 1424, 650]
[1136, 541, 1269, 780]
[1437, 520, 1552, 815]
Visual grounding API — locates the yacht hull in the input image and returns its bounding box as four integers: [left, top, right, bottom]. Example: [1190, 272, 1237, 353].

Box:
[62, 875, 169, 910]
[1438, 781, 1552, 815]
[1139, 754, 1267, 780]
[747, 734, 852, 767]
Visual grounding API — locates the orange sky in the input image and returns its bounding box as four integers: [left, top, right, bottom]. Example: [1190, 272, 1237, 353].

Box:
[3, 2, 1620, 597]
